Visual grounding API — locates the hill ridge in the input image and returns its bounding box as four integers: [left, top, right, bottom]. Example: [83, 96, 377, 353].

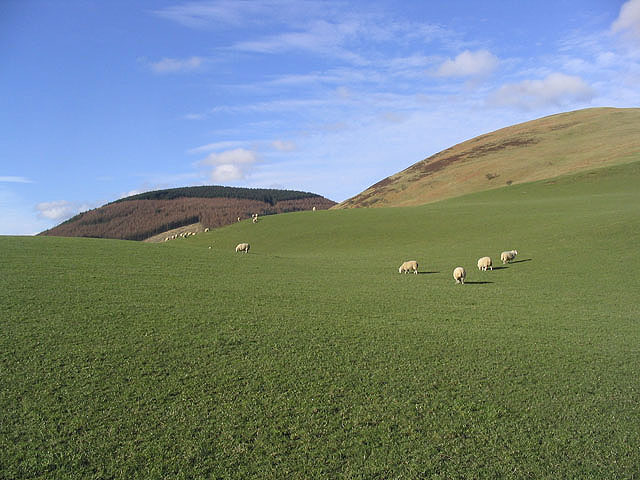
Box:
[40, 186, 336, 241]
[336, 107, 640, 209]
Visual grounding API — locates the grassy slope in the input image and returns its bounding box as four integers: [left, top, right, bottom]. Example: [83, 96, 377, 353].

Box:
[2, 162, 640, 478]
[337, 107, 640, 208]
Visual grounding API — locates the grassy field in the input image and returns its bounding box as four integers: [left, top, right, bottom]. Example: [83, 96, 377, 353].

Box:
[2, 161, 640, 479]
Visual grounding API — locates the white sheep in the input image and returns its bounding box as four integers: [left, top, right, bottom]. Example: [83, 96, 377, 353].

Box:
[500, 250, 518, 264]
[235, 243, 250, 253]
[477, 256, 493, 271]
[453, 266, 466, 284]
[398, 260, 418, 274]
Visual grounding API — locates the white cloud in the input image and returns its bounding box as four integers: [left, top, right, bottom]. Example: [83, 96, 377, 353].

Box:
[119, 189, 146, 199]
[199, 148, 257, 165]
[436, 50, 499, 77]
[210, 164, 245, 182]
[272, 140, 296, 151]
[197, 148, 259, 183]
[35, 200, 80, 221]
[0, 176, 33, 183]
[612, 0, 640, 39]
[488, 73, 595, 110]
[148, 56, 204, 74]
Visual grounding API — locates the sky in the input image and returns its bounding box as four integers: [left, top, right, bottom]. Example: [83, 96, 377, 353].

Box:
[1, 0, 639, 235]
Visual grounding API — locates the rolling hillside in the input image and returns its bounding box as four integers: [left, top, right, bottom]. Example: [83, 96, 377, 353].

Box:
[3, 160, 640, 478]
[39, 185, 336, 241]
[336, 107, 640, 208]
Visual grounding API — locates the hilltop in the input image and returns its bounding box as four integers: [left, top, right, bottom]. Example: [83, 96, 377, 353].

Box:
[39, 185, 336, 241]
[336, 107, 640, 208]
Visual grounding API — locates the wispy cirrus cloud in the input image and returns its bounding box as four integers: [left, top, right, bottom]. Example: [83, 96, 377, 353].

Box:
[188, 141, 247, 154]
[147, 56, 204, 74]
[154, 0, 344, 29]
[231, 19, 361, 58]
[272, 140, 296, 152]
[0, 176, 33, 183]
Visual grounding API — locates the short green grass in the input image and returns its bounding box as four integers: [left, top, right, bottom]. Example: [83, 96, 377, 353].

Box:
[2, 162, 640, 479]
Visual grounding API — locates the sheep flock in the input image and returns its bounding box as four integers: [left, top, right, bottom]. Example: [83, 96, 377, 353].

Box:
[162, 210, 521, 287]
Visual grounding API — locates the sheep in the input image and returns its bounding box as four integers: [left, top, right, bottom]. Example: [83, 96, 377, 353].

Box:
[453, 266, 466, 284]
[477, 256, 493, 271]
[235, 243, 250, 253]
[312, 206, 316, 211]
[237, 217, 241, 222]
[204, 228, 209, 233]
[398, 260, 418, 274]
[500, 249, 518, 264]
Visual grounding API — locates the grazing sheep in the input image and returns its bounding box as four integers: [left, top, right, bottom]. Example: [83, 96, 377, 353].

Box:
[398, 260, 418, 274]
[500, 250, 518, 264]
[235, 243, 250, 253]
[477, 256, 493, 271]
[453, 266, 466, 284]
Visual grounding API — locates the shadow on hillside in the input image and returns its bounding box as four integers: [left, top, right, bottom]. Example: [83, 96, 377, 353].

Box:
[510, 258, 532, 264]
[464, 281, 493, 285]
[491, 266, 508, 270]
[418, 271, 440, 275]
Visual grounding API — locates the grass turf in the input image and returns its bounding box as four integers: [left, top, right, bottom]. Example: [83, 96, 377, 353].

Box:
[2, 161, 640, 478]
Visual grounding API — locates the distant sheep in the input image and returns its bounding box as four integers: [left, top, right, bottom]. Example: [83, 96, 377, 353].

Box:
[235, 243, 250, 253]
[312, 206, 316, 211]
[237, 217, 241, 222]
[477, 256, 493, 271]
[500, 250, 518, 264]
[398, 260, 418, 274]
[204, 228, 209, 232]
[453, 266, 466, 284]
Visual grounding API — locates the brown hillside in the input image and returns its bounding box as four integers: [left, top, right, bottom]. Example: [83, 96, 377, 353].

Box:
[336, 107, 640, 209]
[40, 195, 335, 241]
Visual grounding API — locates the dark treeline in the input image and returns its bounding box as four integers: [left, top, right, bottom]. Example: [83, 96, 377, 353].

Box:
[40, 195, 336, 241]
[113, 185, 322, 206]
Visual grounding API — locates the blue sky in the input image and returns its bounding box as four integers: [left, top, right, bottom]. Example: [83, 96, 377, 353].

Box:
[1, 0, 639, 235]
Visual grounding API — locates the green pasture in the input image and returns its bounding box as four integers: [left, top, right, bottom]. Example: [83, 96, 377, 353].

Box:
[2, 161, 640, 479]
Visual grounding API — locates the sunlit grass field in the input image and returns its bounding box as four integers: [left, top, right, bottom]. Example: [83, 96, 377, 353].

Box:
[2, 161, 640, 478]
